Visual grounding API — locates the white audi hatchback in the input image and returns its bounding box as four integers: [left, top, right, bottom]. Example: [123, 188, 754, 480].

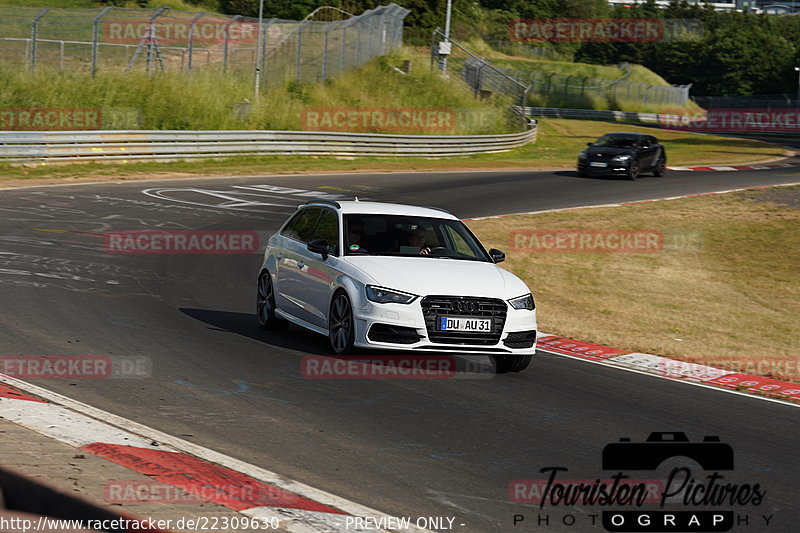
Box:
[256, 200, 537, 372]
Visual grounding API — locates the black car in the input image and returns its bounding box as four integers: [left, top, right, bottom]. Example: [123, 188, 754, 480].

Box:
[577, 132, 666, 180]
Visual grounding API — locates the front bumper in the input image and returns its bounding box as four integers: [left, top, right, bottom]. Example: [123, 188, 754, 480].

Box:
[352, 297, 537, 355]
[577, 160, 632, 176]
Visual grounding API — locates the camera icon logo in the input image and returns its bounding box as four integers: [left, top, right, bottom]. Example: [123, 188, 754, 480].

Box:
[603, 432, 733, 471]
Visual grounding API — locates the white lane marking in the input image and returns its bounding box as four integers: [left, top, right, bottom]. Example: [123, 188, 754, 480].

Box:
[0, 397, 167, 449]
[141, 187, 299, 212]
[0, 374, 435, 533]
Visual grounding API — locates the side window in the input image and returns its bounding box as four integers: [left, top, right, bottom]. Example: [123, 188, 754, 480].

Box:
[311, 209, 339, 256]
[443, 225, 472, 255]
[285, 208, 321, 244]
[441, 223, 483, 260]
[280, 211, 303, 237]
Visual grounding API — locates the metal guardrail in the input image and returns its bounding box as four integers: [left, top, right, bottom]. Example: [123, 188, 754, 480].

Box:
[0, 126, 537, 162]
[522, 106, 662, 123]
[522, 106, 800, 135]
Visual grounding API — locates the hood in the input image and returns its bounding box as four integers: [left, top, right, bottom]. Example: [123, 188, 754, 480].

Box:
[344, 256, 529, 299]
[586, 147, 635, 157]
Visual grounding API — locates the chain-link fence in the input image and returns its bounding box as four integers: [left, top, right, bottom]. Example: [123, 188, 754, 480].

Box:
[510, 66, 690, 108]
[431, 29, 529, 131]
[436, 29, 691, 110]
[462, 57, 691, 108]
[262, 3, 408, 85]
[0, 3, 408, 84]
[482, 38, 572, 62]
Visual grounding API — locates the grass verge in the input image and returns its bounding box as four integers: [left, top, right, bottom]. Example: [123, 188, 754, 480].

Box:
[466, 185, 800, 383]
[0, 118, 787, 185]
[0, 50, 509, 134]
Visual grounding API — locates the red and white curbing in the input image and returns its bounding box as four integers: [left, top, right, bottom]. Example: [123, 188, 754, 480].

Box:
[667, 162, 798, 171]
[536, 333, 800, 406]
[0, 376, 432, 533]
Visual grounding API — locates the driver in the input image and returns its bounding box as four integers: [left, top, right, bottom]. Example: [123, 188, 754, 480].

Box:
[407, 227, 432, 255]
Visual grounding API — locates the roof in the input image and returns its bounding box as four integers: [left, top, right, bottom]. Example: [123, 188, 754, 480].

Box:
[302, 200, 458, 220]
[603, 132, 654, 137]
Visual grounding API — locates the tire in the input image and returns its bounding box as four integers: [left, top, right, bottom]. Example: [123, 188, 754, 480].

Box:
[653, 156, 667, 177]
[329, 291, 355, 355]
[627, 161, 639, 180]
[256, 271, 288, 331]
[577, 169, 589, 178]
[492, 355, 532, 373]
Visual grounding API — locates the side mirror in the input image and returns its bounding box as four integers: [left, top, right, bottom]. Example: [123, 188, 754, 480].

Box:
[307, 239, 329, 260]
[488, 248, 505, 263]
[586, 142, 594, 147]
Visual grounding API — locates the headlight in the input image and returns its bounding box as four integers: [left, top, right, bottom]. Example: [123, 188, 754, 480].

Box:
[366, 285, 418, 304]
[611, 154, 632, 162]
[578, 151, 587, 160]
[508, 293, 535, 310]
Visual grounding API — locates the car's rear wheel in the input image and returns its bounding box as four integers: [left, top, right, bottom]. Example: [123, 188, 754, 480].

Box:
[329, 291, 355, 355]
[627, 161, 639, 180]
[492, 355, 532, 373]
[257, 271, 288, 331]
[653, 156, 667, 177]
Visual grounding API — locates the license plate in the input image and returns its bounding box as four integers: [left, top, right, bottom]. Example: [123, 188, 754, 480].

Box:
[590, 161, 607, 167]
[438, 317, 492, 332]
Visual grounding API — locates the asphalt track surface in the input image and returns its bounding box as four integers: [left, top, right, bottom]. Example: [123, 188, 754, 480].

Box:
[1, 168, 799, 532]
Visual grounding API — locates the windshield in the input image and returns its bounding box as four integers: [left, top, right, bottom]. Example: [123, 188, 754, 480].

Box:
[593, 135, 640, 148]
[343, 214, 490, 261]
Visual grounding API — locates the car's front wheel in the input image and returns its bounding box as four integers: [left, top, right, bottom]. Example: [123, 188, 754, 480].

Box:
[257, 271, 288, 331]
[627, 161, 639, 180]
[653, 156, 667, 177]
[492, 355, 532, 373]
[329, 291, 355, 355]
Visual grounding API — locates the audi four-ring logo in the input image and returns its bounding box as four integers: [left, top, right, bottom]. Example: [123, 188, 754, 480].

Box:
[453, 300, 479, 313]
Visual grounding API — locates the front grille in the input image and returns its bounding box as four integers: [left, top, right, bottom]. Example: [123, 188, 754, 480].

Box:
[367, 323, 421, 344]
[503, 330, 537, 349]
[420, 296, 507, 345]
